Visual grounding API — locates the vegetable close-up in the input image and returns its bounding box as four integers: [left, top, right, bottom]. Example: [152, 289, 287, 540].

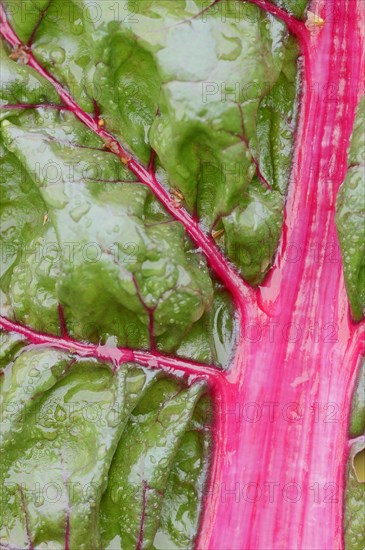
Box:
[0, 1, 364, 549]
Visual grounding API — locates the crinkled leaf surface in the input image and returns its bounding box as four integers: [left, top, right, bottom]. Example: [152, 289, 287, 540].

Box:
[0, 0, 307, 548]
[100, 379, 206, 549]
[1, 0, 301, 285]
[2, 347, 157, 548]
[0, 345, 211, 549]
[343, 96, 365, 550]
[1, 112, 214, 351]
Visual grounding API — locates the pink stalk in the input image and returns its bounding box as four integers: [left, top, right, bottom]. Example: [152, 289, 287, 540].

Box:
[196, 1, 365, 548]
[136, 481, 148, 550]
[1, 1, 365, 548]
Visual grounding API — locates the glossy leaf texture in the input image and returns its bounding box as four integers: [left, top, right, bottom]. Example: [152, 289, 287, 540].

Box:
[349, 360, 365, 439]
[8, 0, 365, 549]
[343, 94, 365, 550]
[1, 0, 302, 286]
[1, 345, 211, 549]
[344, 440, 365, 550]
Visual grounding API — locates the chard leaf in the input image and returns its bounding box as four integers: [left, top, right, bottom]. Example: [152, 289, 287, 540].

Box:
[1, 347, 159, 549]
[222, 180, 283, 284]
[1, 0, 301, 289]
[100, 379, 206, 549]
[0, 136, 46, 279]
[147, 2, 295, 225]
[0, 1, 305, 548]
[1, 345, 211, 549]
[152, 395, 211, 550]
[349, 360, 365, 438]
[344, 94, 365, 548]
[1, 113, 214, 350]
[271, 0, 308, 18]
[336, 96, 365, 321]
[0, 330, 25, 369]
[344, 442, 365, 550]
[0, 41, 59, 113]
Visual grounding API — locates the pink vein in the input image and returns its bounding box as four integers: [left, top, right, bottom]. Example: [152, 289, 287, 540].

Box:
[60, 452, 70, 550]
[0, 1, 255, 313]
[136, 481, 148, 550]
[19, 486, 34, 550]
[0, 315, 225, 385]
[27, 0, 53, 46]
[58, 303, 68, 339]
[245, 0, 308, 42]
[0, 102, 67, 110]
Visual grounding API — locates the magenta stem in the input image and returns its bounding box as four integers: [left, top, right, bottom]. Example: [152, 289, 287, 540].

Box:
[0, 103, 67, 110]
[196, 0, 365, 548]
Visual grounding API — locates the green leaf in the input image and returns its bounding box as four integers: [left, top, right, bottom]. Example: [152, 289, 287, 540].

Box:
[1, 0, 302, 288]
[336, 96, 365, 321]
[2, 0, 95, 111]
[0, 330, 25, 370]
[1, 346, 211, 549]
[1, 347, 159, 548]
[222, 180, 283, 284]
[346, 359, 365, 549]
[153, 395, 211, 550]
[0, 1, 305, 547]
[174, 286, 235, 366]
[349, 360, 365, 439]
[100, 379, 206, 549]
[147, 2, 296, 225]
[3, 0, 301, 284]
[0, 136, 46, 288]
[1, 112, 214, 349]
[344, 442, 365, 550]
[271, 0, 308, 18]
[0, 41, 59, 113]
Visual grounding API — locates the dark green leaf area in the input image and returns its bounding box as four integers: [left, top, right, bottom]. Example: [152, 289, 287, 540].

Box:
[336, 96, 365, 321]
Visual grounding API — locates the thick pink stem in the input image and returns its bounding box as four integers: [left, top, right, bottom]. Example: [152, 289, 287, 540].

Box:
[0, 316, 224, 385]
[197, 1, 365, 548]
